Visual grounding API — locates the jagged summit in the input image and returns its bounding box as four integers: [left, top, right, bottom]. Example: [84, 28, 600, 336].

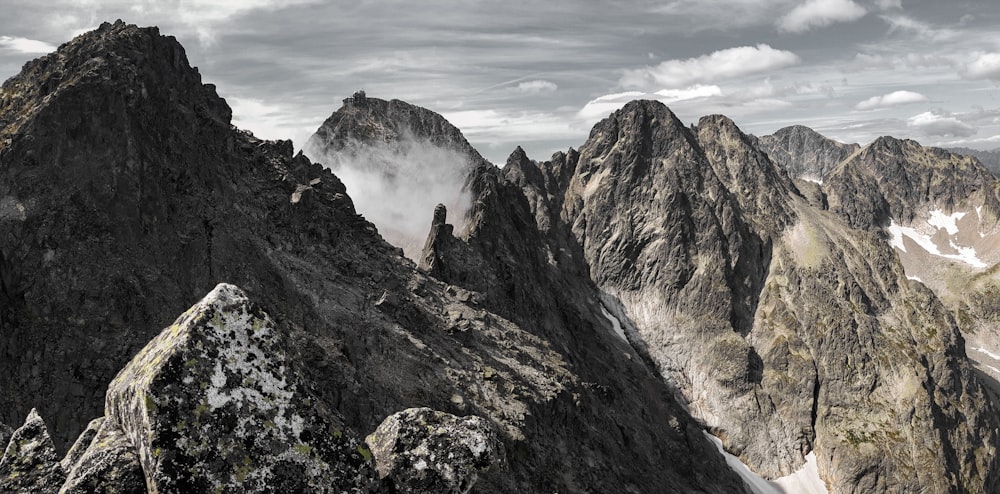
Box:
[1, 19, 229, 151]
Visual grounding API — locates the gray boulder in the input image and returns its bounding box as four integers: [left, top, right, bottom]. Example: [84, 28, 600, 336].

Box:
[103, 283, 379, 492]
[59, 418, 145, 494]
[367, 407, 502, 494]
[0, 408, 65, 493]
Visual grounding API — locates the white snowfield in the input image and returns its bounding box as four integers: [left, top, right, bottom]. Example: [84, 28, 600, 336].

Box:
[887, 216, 988, 269]
[704, 432, 829, 494]
[927, 209, 965, 235]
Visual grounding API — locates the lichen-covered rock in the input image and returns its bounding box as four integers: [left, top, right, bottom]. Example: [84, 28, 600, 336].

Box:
[104, 283, 378, 493]
[0, 408, 66, 493]
[366, 408, 502, 494]
[61, 417, 105, 472]
[59, 418, 146, 494]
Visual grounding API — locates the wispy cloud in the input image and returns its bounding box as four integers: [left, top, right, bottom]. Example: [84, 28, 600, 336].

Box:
[777, 0, 867, 33]
[620, 44, 800, 90]
[855, 90, 929, 110]
[516, 80, 557, 93]
[0, 35, 56, 54]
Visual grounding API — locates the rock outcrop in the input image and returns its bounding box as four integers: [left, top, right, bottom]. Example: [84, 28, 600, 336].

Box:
[101, 283, 377, 492]
[59, 419, 146, 494]
[367, 407, 502, 493]
[0, 409, 65, 493]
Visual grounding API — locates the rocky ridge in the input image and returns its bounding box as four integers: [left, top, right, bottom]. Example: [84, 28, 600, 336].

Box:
[3, 19, 1000, 494]
[0, 21, 747, 493]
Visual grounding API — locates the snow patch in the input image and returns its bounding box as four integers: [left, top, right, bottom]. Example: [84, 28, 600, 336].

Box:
[927, 209, 966, 235]
[704, 432, 829, 494]
[801, 176, 823, 185]
[973, 346, 1000, 362]
[599, 303, 629, 343]
[906, 275, 923, 282]
[887, 219, 987, 268]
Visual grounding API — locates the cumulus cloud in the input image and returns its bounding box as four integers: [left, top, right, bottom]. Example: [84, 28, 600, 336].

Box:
[620, 44, 799, 90]
[854, 90, 929, 110]
[305, 134, 473, 260]
[777, 0, 867, 33]
[961, 53, 1000, 81]
[907, 111, 976, 137]
[516, 80, 558, 93]
[0, 35, 56, 54]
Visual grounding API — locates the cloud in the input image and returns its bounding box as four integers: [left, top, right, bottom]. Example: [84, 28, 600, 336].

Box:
[304, 134, 473, 261]
[961, 53, 1000, 81]
[855, 90, 929, 110]
[872, 0, 901, 10]
[907, 111, 976, 137]
[620, 44, 799, 90]
[577, 86, 723, 120]
[0, 36, 56, 54]
[516, 80, 557, 93]
[777, 0, 867, 33]
[880, 14, 957, 41]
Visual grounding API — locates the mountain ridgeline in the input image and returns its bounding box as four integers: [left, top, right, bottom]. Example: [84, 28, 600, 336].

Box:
[1, 20, 1000, 494]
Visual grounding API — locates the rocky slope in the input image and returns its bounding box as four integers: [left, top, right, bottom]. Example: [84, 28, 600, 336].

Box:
[756, 125, 860, 184]
[951, 146, 1000, 177]
[478, 102, 1000, 493]
[0, 21, 747, 493]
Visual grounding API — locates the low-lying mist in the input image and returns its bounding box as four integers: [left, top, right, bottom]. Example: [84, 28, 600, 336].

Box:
[306, 136, 473, 260]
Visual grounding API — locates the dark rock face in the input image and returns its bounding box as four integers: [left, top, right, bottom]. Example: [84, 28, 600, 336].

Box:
[0, 409, 65, 493]
[756, 125, 860, 183]
[367, 407, 502, 493]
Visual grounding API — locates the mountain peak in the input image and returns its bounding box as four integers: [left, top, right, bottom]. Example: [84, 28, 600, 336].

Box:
[0, 20, 230, 152]
[756, 124, 860, 184]
[306, 92, 487, 167]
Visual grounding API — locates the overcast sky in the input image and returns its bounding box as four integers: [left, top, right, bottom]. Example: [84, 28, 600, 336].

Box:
[3, 0, 1000, 163]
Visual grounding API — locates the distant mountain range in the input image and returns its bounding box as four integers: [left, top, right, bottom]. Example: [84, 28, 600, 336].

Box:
[948, 146, 1000, 176]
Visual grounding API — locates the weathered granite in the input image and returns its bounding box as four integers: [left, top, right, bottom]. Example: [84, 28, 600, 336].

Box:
[0, 409, 65, 493]
[103, 283, 379, 492]
[367, 407, 502, 494]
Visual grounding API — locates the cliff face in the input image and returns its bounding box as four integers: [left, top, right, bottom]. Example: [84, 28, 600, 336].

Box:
[0, 21, 747, 493]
